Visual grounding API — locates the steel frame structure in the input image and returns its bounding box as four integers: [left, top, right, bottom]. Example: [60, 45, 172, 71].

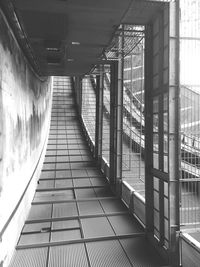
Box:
[145, 2, 180, 266]
[75, 2, 181, 265]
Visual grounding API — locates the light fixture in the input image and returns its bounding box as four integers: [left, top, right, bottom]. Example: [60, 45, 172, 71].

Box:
[44, 40, 61, 52]
[47, 62, 60, 65]
[46, 47, 60, 52]
[67, 58, 74, 62]
[71, 41, 80, 45]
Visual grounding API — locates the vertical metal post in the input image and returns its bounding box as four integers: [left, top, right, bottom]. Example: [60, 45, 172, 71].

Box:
[79, 77, 82, 116]
[109, 63, 115, 184]
[139, 48, 144, 180]
[144, 24, 154, 234]
[145, 3, 180, 264]
[74, 76, 82, 116]
[95, 67, 104, 165]
[74, 77, 79, 110]
[130, 54, 133, 170]
[109, 26, 124, 194]
[95, 74, 100, 160]
[115, 34, 124, 195]
[168, 1, 180, 266]
[110, 61, 118, 185]
[158, 12, 165, 247]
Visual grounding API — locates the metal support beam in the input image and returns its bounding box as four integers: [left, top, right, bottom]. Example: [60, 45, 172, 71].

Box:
[158, 12, 165, 247]
[168, 1, 180, 266]
[109, 61, 118, 185]
[145, 2, 180, 265]
[116, 46, 124, 195]
[74, 76, 82, 116]
[16, 232, 145, 250]
[109, 28, 124, 194]
[79, 77, 82, 116]
[109, 64, 115, 184]
[144, 24, 154, 234]
[95, 67, 104, 165]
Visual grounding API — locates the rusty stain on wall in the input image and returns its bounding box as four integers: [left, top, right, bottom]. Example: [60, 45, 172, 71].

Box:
[0, 10, 52, 198]
[0, 9, 53, 267]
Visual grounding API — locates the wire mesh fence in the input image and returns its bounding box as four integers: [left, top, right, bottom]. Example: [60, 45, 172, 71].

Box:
[102, 68, 111, 163]
[82, 77, 96, 144]
[180, 0, 200, 228]
[122, 26, 145, 197]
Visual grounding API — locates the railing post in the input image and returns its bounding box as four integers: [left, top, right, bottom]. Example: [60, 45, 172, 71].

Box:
[95, 66, 104, 165]
[109, 61, 118, 186]
[78, 77, 82, 115]
[74, 76, 82, 116]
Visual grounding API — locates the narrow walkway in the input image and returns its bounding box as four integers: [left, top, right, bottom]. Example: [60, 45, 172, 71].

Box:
[9, 77, 166, 267]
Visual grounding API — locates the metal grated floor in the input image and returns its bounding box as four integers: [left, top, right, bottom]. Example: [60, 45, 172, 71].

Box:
[9, 77, 167, 267]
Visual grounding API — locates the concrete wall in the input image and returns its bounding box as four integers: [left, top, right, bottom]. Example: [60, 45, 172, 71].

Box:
[0, 9, 52, 266]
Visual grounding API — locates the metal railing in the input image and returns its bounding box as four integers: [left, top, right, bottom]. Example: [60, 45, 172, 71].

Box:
[83, 75, 200, 229]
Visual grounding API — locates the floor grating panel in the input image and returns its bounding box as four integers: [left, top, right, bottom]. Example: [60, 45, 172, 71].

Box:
[9, 248, 48, 267]
[86, 240, 132, 267]
[48, 244, 89, 267]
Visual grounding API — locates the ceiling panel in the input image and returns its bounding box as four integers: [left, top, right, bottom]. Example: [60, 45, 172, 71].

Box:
[122, 0, 165, 25]
[20, 11, 67, 39]
[6, 0, 166, 76]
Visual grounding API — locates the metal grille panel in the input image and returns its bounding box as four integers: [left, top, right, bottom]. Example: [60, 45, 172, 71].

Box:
[37, 180, 54, 189]
[34, 190, 74, 203]
[86, 240, 132, 267]
[90, 178, 107, 186]
[53, 203, 78, 218]
[48, 244, 89, 267]
[9, 248, 48, 267]
[75, 188, 96, 198]
[27, 204, 52, 220]
[55, 179, 73, 188]
[100, 199, 127, 213]
[18, 233, 49, 246]
[78, 201, 104, 215]
[81, 217, 115, 238]
[120, 237, 167, 266]
[51, 229, 81, 242]
[94, 188, 113, 197]
[23, 222, 51, 233]
[52, 219, 79, 230]
[40, 171, 55, 179]
[74, 178, 91, 187]
[108, 214, 144, 235]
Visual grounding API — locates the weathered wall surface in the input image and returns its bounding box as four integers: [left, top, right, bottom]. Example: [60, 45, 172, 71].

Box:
[0, 9, 52, 265]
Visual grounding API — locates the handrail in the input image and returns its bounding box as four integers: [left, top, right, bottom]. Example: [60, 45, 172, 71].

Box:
[181, 232, 200, 253]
